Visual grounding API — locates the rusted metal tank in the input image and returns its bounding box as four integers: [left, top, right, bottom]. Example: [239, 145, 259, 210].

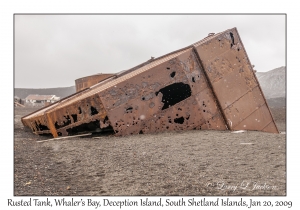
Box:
[75, 73, 114, 92]
[21, 27, 279, 138]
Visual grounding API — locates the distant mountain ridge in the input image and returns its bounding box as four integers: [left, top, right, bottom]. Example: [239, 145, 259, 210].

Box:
[14, 86, 76, 99]
[256, 66, 286, 99]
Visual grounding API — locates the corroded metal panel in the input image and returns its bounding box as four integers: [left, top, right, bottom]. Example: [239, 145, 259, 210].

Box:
[22, 93, 109, 138]
[233, 104, 273, 131]
[100, 48, 226, 136]
[223, 86, 266, 129]
[194, 28, 278, 133]
[46, 94, 108, 137]
[194, 88, 226, 129]
[262, 121, 280, 133]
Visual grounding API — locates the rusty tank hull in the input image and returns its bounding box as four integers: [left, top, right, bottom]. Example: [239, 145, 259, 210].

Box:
[21, 27, 279, 138]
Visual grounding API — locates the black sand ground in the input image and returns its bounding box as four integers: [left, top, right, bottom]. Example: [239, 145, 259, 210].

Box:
[14, 107, 286, 196]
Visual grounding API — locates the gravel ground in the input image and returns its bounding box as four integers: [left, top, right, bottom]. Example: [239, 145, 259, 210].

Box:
[14, 107, 286, 196]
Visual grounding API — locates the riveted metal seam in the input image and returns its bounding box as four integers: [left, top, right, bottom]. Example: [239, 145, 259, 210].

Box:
[191, 46, 230, 130]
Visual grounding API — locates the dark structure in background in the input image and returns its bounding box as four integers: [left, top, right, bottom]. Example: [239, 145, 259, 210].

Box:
[21, 28, 279, 138]
[75, 73, 114, 92]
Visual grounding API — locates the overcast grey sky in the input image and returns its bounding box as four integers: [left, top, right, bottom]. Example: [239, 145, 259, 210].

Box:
[15, 14, 285, 88]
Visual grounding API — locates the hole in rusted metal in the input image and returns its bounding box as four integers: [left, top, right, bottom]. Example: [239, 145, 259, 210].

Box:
[34, 121, 49, 131]
[90, 106, 99, 115]
[125, 107, 133, 113]
[203, 110, 206, 112]
[192, 77, 195, 83]
[139, 130, 143, 134]
[34, 122, 39, 131]
[103, 116, 109, 124]
[64, 116, 72, 126]
[174, 117, 185, 124]
[66, 120, 102, 135]
[78, 107, 82, 114]
[155, 82, 191, 110]
[141, 92, 155, 101]
[58, 132, 62, 136]
[170, 72, 176, 78]
[230, 32, 235, 48]
[54, 122, 60, 129]
[38, 133, 52, 136]
[54, 115, 72, 129]
[167, 67, 170, 70]
[71, 114, 78, 123]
